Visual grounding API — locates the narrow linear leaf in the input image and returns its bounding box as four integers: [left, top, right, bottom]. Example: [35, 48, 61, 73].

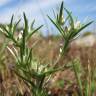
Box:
[9, 15, 14, 32]
[64, 8, 74, 29]
[1, 25, 9, 34]
[7, 46, 17, 60]
[13, 19, 21, 34]
[31, 19, 35, 29]
[63, 12, 72, 25]
[77, 21, 93, 33]
[23, 12, 28, 36]
[22, 29, 26, 55]
[42, 67, 65, 76]
[69, 21, 93, 40]
[14, 70, 36, 88]
[47, 15, 66, 39]
[27, 25, 43, 40]
[58, 1, 64, 23]
[38, 75, 45, 89]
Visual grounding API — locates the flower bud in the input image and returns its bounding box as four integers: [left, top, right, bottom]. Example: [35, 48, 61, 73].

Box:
[74, 21, 81, 29]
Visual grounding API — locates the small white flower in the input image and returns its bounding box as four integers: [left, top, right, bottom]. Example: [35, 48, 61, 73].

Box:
[60, 47, 62, 53]
[61, 15, 65, 23]
[59, 47, 63, 57]
[58, 15, 65, 25]
[38, 65, 44, 72]
[38, 65, 48, 73]
[74, 21, 81, 29]
[18, 30, 23, 39]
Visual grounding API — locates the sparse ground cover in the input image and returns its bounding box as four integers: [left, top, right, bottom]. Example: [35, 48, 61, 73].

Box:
[1, 35, 96, 96]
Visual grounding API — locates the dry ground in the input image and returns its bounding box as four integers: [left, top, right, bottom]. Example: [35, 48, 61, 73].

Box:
[0, 35, 96, 95]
